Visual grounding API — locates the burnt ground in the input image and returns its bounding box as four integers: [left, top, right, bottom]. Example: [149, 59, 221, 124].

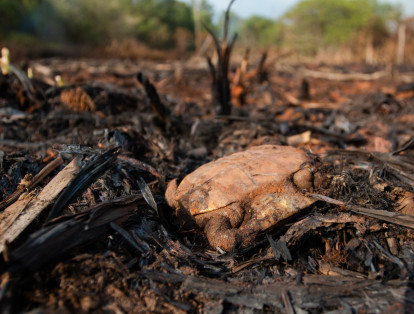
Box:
[0, 56, 414, 313]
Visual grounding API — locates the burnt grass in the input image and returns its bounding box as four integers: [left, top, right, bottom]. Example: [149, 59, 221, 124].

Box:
[1, 57, 414, 313]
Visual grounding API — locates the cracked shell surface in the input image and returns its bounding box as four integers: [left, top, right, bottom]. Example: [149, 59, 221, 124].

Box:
[170, 145, 313, 216]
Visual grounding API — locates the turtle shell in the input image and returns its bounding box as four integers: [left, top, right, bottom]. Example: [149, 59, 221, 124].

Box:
[173, 145, 312, 215]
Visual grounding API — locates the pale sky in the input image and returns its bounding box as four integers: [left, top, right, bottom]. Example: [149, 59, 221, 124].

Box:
[180, 0, 414, 19]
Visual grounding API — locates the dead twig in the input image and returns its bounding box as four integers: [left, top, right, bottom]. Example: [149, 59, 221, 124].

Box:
[110, 222, 148, 254]
[310, 193, 414, 229]
[0, 157, 82, 254]
[117, 155, 162, 179]
[392, 137, 414, 155]
[301, 68, 387, 81]
[0, 155, 63, 210]
[281, 289, 295, 314]
[179, 273, 397, 312]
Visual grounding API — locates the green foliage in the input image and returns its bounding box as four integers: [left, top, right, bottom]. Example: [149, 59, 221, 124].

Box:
[0, 0, 199, 50]
[131, 0, 194, 48]
[281, 0, 401, 54]
[240, 15, 282, 47]
[0, 0, 403, 55]
[50, 0, 132, 44]
[235, 0, 401, 52]
[199, 0, 215, 28]
[0, 1, 22, 37]
[0, 0, 47, 38]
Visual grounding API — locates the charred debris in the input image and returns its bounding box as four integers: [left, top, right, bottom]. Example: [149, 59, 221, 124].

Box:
[0, 2, 414, 313]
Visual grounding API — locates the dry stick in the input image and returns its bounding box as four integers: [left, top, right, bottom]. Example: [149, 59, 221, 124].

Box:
[117, 155, 162, 179]
[376, 159, 414, 186]
[0, 157, 82, 254]
[310, 193, 414, 229]
[392, 137, 414, 155]
[179, 274, 390, 311]
[110, 222, 146, 254]
[300, 68, 387, 81]
[281, 289, 296, 314]
[0, 155, 63, 210]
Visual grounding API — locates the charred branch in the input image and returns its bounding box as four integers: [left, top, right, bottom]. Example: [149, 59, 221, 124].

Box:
[46, 148, 120, 221]
[137, 72, 171, 126]
[5, 195, 142, 274]
[205, 0, 238, 115]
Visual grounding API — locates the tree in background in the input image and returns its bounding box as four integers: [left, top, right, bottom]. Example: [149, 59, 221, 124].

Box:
[280, 0, 401, 55]
[130, 0, 194, 49]
[239, 15, 283, 48]
[0, 0, 406, 62]
[0, 0, 54, 39]
[192, 0, 215, 52]
[0, 0, 199, 51]
[0, 1, 26, 38]
[49, 0, 133, 44]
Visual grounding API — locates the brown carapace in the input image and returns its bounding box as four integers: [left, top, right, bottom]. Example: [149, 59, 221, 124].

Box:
[166, 145, 322, 252]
